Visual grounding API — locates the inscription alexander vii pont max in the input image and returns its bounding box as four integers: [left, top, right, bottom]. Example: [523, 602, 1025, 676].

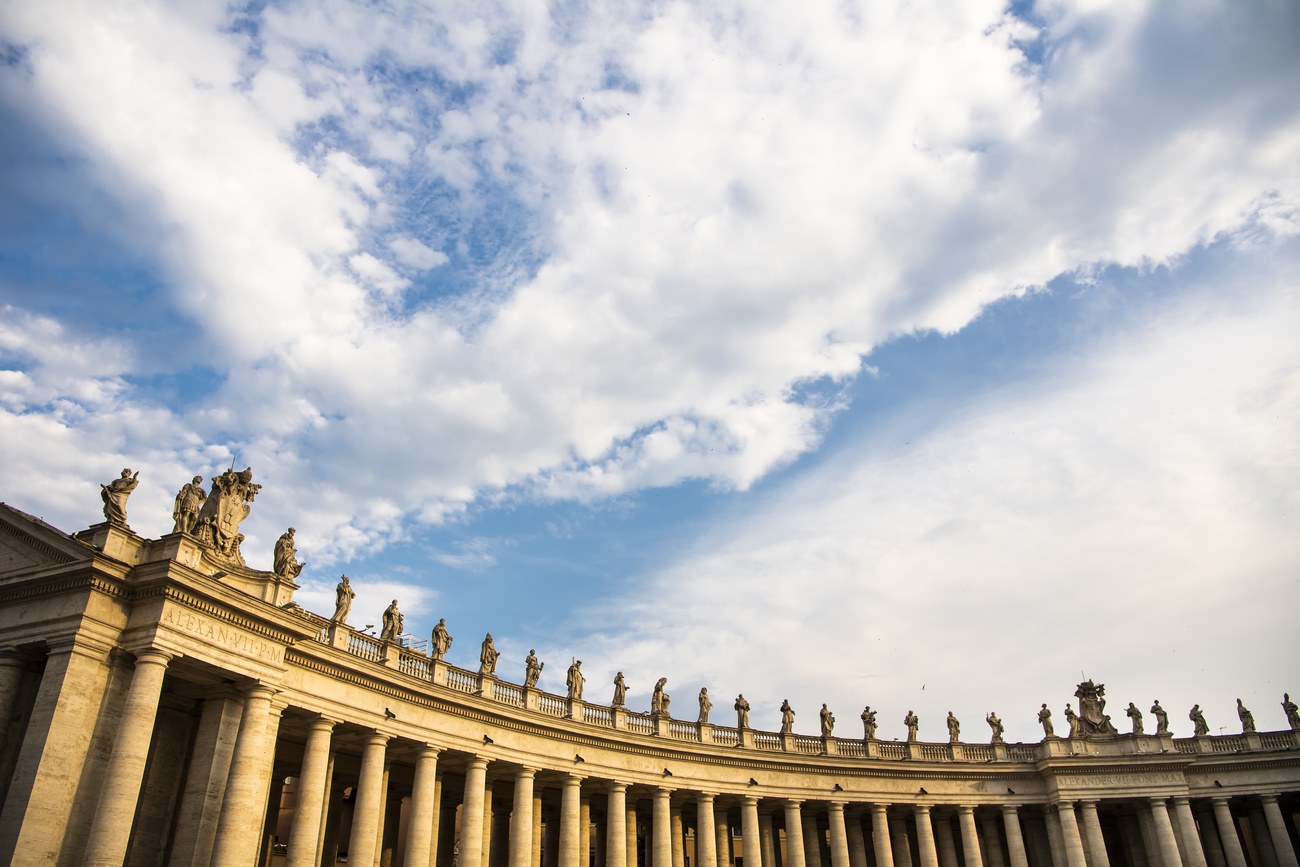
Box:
[163, 607, 285, 664]
[1055, 772, 1184, 789]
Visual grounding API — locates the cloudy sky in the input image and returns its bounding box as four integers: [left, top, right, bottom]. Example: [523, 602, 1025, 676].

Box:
[1, 0, 1298, 742]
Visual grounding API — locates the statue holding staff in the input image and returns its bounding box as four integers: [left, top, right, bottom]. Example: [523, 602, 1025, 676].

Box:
[331, 575, 355, 624]
[566, 660, 585, 700]
[101, 468, 139, 526]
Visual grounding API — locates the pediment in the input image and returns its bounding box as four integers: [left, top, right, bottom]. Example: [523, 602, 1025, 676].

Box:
[0, 503, 93, 576]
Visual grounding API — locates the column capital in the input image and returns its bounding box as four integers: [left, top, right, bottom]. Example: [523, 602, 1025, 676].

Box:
[563, 772, 585, 785]
[957, 805, 977, 813]
[363, 730, 392, 748]
[134, 647, 174, 666]
[608, 781, 629, 794]
[1257, 793, 1279, 805]
[305, 715, 338, 734]
[1146, 796, 1168, 806]
[745, 795, 761, 806]
[913, 804, 932, 814]
[514, 766, 538, 778]
[1211, 796, 1233, 805]
[1169, 796, 1191, 807]
[468, 755, 490, 770]
[784, 798, 804, 807]
[416, 744, 442, 760]
[654, 786, 674, 797]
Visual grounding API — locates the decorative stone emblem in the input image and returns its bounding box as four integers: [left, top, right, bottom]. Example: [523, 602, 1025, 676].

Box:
[1074, 680, 1118, 737]
[194, 467, 261, 566]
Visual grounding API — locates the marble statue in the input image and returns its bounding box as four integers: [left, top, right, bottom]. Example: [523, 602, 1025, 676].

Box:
[479, 633, 499, 676]
[1151, 700, 1169, 734]
[566, 660, 585, 700]
[820, 704, 835, 737]
[1283, 693, 1300, 731]
[1074, 680, 1118, 736]
[1064, 704, 1081, 738]
[431, 619, 453, 660]
[904, 710, 919, 742]
[698, 688, 712, 723]
[379, 600, 403, 642]
[651, 678, 671, 717]
[273, 528, 304, 579]
[1237, 699, 1255, 734]
[987, 711, 1004, 744]
[1038, 703, 1054, 737]
[612, 673, 627, 707]
[101, 469, 140, 526]
[331, 575, 355, 624]
[946, 711, 961, 743]
[1190, 704, 1209, 736]
[524, 650, 543, 688]
[735, 694, 751, 729]
[861, 706, 878, 740]
[780, 700, 796, 735]
[1126, 702, 1143, 735]
[195, 467, 261, 564]
[172, 476, 206, 534]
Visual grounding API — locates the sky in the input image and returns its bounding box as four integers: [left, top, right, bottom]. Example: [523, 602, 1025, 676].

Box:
[1, 0, 1298, 743]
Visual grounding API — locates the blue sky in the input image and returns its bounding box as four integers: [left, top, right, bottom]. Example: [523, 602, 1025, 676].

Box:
[1, 0, 1298, 741]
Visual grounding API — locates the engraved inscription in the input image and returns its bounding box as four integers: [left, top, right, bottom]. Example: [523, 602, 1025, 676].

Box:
[163, 607, 285, 664]
[1055, 772, 1184, 788]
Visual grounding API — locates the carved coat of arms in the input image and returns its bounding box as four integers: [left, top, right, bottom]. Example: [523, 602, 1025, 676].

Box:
[195, 467, 262, 566]
[1074, 680, 1119, 736]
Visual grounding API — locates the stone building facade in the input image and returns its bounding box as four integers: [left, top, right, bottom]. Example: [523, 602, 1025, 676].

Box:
[1, 495, 1298, 867]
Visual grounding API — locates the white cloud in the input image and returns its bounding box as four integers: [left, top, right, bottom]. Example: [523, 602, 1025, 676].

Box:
[389, 236, 450, 270]
[563, 273, 1300, 740]
[0, 0, 1297, 570]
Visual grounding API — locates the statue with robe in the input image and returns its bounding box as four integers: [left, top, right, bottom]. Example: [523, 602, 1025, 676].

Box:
[101, 468, 139, 526]
[273, 528, 304, 579]
[986, 711, 1004, 743]
[861, 706, 878, 740]
[479, 633, 499, 676]
[1283, 693, 1300, 731]
[172, 475, 206, 534]
[524, 650, 543, 688]
[651, 678, 670, 717]
[780, 700, 796, 734]
[1126, 703, 1144, 735]
[612, 672, 627, 707]
[1190, 704, 1209, 736]
[1151, 701, 1169, 734]
[698, 688, 712, 723]
[1038, 704, 1054, 737]
[331, 575, 355, 624]
[431, 619, 453, 660]
[820, 704, 835, 737]
[566, 660, 585, 700]
[379, 600, 402, 642]
[947, 711, 961, 743]
[1237, 699, 1255, 733]
[904, 710, 919, 742]
[1065, 704, 1081, 738]
[735, 694, 751, 730]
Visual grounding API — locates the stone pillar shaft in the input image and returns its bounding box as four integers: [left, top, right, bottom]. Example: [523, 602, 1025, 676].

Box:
[404, 747, 442, 867]
[210, 685, 280, 867]
[1079, 803, 1109, 867]
[915, 806, 941, 867]
[811, 814, 830, 867]
[761, 811, 779, 867]
[286, 718, 336, 867]
[673, 804, 686, 867]
[654, 789, 674, 867]
[717, 810, 732, 867]
[1170, 800, 1207, 867]
[1260, 796, 1299, 867]
[82, 649, 172, 867]
[627, 807, 640, 867]
[462, 759, 491, 867]
[697, 795, 718, 867]
[607, 784, 629, 867]
[561, 775, 584, 867]
[847, 813, 870, 867]
[1056, 804, 1088, 867]
[744, 798, 764, 867]
[1002, 807, 1029, 867]
[508, 769, 537, 867]
[870, 806, 894, 867]
[959, 807, 986, 867]
[1148, 800, 1184, 867]
[347, 734, 391, 867]
[785, 802, 808, 867]
[169, 692, 242, 867]
[937, 814, 961, 867]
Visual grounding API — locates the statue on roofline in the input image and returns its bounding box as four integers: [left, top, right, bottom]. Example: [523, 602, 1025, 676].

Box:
[987, 711, 1004, 744]
[1038, 704, 1054, 737]
[698, 688, 712, 723]
[820, 704, 835, 738]
[172, 475, 206, 534]
[379, 600, 402, 642]
[1126, 703, 1144, 735]
[612, 672, 627, 707]
[735, 694, 751, 730]
[331, 575, 354, 624]
[947, 711, 961, 743]
[479, 633, 499, 676]
[780, 700, 796, 735]
[1151, 701, 1169, 734]
[524, 650, 543, 688]
[861, 706, 878, 740]
[566, 660, 585, 700]
[431, 619, 453, 660]
[273, 528, 303, 580]
[101, 468, 139, 526]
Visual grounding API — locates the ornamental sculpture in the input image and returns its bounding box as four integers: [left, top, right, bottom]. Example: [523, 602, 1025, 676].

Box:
[612, 672, 627, 707]
[947, 711, 961, 743]
[479, 633, 500, 676]
[1038, 703, 1054, 737]
[698, 688, 712, 723]
[1151, 700, 1169, 734]
[1190, 703, 1209, 736]
[1064, 704, 1081, 738]
[735, 694, 751, 729]
[1237, 699, 1255, 733]
[566, 660, 585, 700]
[820, 704, 835, 737]
[1073, 680, 1118, 736]
[904, 710, 919, 742]
[273, 528, 304, 580]
[987, 711, 1004, 744]
[1126, 702, 1143, 735]
[1284, 693, 1300, 731]
[524, 650, 543, 688]
[101, 468, 140, 526]
[379, 600, 403, 642]
[431, 619, 453, 660]
[172, 475, 206, 534]
[861, 706, 878, 740]
[331, 575, 355, 624]
[780, 700, 796, 735]
[194, 467, 261, 566]
[651, 678, 670, 717]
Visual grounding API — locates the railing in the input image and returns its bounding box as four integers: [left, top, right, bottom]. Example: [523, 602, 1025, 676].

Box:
[793, 735, 823, 754]
[626, 714, 654, 735]
[1210, 736, 1246, 753]
[964, 744, 994, 761]
[878, 742, 907, 759]
[347, 632, 383, 662]
[918, 744, 949, 761]
[445, 668, 477, 694]
[712, 727, 741, 746]
[495, 681, 525, 707]
[1007, 744, 1039, 762]
[537, 693, 567, 717]
[837, 739, 866, 757]
[314, 623, 330, 643]
[585, 705, 613, 726]
[1259, 732, 1295, 750]
[754, 731, 781, 750]
[669, 720, 698, 740]
[1173, 738, 1200, 753]
[399, 652, 430, 680]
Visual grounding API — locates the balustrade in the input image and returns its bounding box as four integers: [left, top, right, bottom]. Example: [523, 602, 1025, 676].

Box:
[918, 743, 949, 761]
[1174, 738, 1200, 753]
[626, 713, 655, 735]
[793, 735, 822, 753]
[537, 693, 567, 716]
[668, 720, 697, 740]
[712, 726, 741, 746]
[963, 744, 994, 761]
[495, 681, 525, 707]
[445, 667, 478, 693]
[347, 631, 383, 662]
[878, 742, 907, 759]
[1210, 736, 1246, 752]
[1007, 744, 1038, 762]
[836, 739, 866, 757]
[584, 704, 613, 726]
[753, 731, 780, 750]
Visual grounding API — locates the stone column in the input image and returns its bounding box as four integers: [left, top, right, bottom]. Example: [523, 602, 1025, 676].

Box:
[1170, 800, 1207, 867]
[959, 807, 986, 867]
[81, 649, 173, 867]
[717, 809, 733, 867]
[673, 803, 687, 867]
[583, 796, 594, 867]
[1246, 804, 1279, 867]
[1079, 803, 1109, 867]
[628, 806, 640, 867]
[890, 815, 912, 867]
[847, 812, 869, 867]
[654, 789, 674, 867]
[1001, 807, 1029, 867]
[286, 717, 336, 867]
[761, 810, 779, 867]
[825, 804, 849, 867]
[915, 806, 941, 867]
[810, 813, 829, 867]
[936, 814, 961, 867]
[344, 733, 390, 867]
[463, 759, 492, 867]
[1056, 804, 1089, 867]
[982, 814, 1008, 867]
[505, 768, 537, 867]
[1260, 796, 1299, 867]
[404, 747, 442, 867]
[209, 684, 280, 867]
[0, 649, 35, 811]
[318, 752, 339, 867]
[561, 775, 585, 867]
[785, 802, 809, 867]
[694, 794, 717, 867]
[1194, 807, 1226, 867]
[170, 690, 243, 867]
[532, 792, 544, 867]
[483, 783, 497, 867]
[743, 797, 763, 867]
[870, 806, 894, 867]
[1045, 807, 1067, 867]
[1137, 807, 1164, 867]
[1148, 800, 1184, 867]
[606, 784, 629, 867]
